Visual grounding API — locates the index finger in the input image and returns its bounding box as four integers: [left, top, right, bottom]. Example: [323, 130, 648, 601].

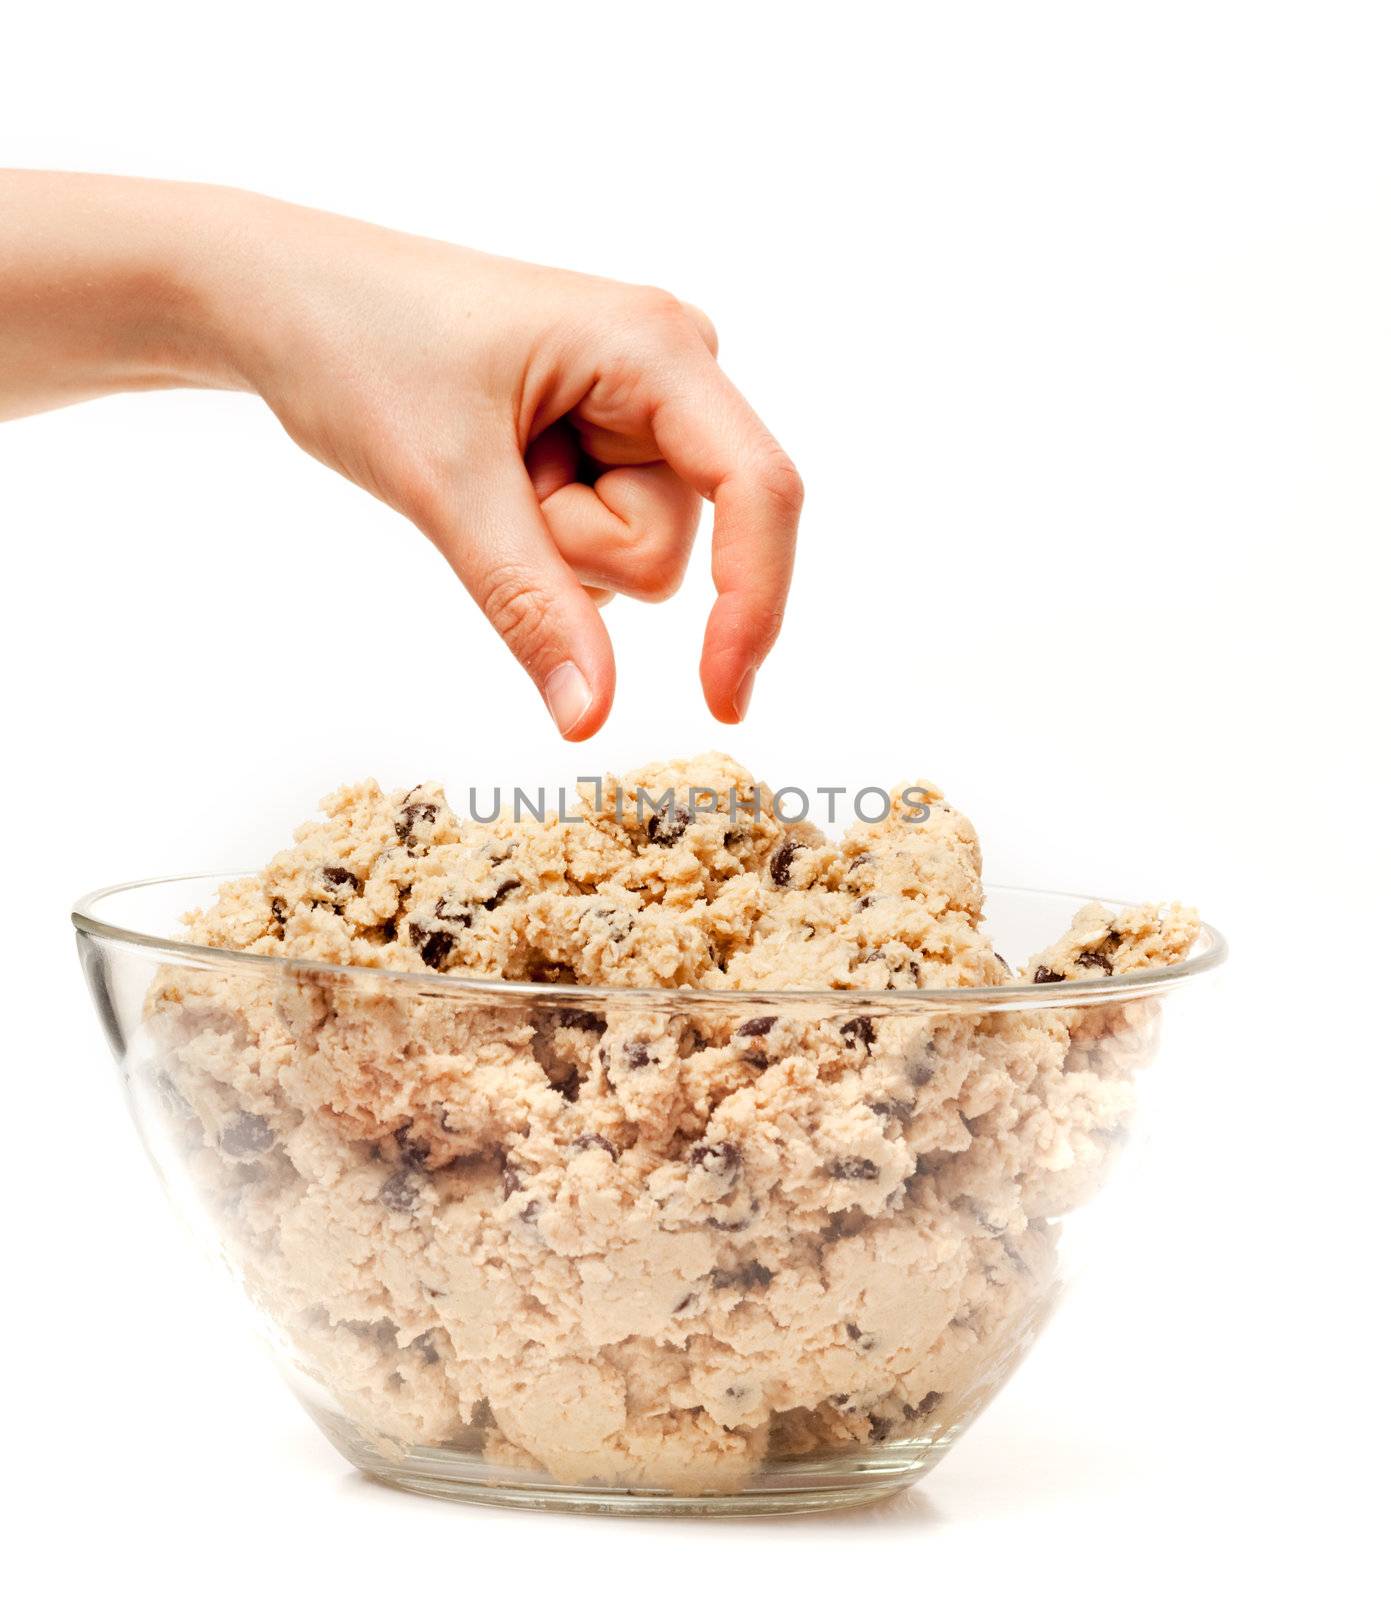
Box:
[649, 352, 803, 723]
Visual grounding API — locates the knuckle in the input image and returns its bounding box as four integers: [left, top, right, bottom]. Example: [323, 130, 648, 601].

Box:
[609, 543, 683, 603]
[630, 285, 711, 351]
[757, 450, 805, 517]
[681, 300, 719, 354]
[630, 564, 684, 603]
[742, 603, 785, 657]
[478, 562, 555, 663]
[613, 519, 693, 603]
[632, 285, 686, 322]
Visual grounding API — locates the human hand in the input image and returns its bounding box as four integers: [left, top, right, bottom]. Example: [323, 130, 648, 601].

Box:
[0, 173, 801, 738]
[210, 196, 803, 738]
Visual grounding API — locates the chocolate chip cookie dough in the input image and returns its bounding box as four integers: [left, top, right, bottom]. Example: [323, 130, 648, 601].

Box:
[143, 755, 1198, 1495]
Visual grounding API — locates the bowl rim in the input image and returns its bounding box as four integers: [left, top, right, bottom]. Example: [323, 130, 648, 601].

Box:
[72, 872, 1227, 1016]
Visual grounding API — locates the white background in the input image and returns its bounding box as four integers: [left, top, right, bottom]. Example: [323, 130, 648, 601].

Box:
[3, 2, 1386, 1594]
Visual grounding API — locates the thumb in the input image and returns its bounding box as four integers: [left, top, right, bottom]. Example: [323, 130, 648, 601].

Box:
[417, 449, 616, 739]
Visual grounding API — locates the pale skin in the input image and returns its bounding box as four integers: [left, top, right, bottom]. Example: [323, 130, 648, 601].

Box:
[0, 171, 802, 738]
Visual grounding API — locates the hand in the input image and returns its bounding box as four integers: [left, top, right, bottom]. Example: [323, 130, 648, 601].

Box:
[0, 174, 802, 738]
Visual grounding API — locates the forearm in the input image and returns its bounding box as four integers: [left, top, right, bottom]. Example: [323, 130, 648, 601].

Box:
[0, 171, 255, 420]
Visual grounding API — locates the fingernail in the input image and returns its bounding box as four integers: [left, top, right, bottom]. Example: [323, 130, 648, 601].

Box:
[544, 661, 593, 736]
[733, 666, 757, 721]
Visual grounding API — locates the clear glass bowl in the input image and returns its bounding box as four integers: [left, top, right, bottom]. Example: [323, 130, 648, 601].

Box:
[75, 875, 1224, 1516]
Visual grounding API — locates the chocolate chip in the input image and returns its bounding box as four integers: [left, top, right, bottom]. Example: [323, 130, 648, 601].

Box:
[846, 1322, 863, 1342]
[410, 1332, 441, 1366]
[556, 1007, 605, 1032]
[573, 1133, 617, 1159]
[907, 1041, 938, 1085]
[269, 897, 287, 927]
[823, 1209, 870, 1242]
[674, 1293, 696, 1314]
[533, 1012, 584, 1098]
[1076, 949, 1114, 974]
[622, 1042, 651, 1069]
[646, 804, 691, 846]
[482, 877, 521, 911]
[380, 1170, 422, 1212]
[220, 1111, 274, 1157]
[828, 1157, 880, 1181]
[870, 1098, 915, 1123]
[1033, 966, 1066, 984]
[519, 1199, 541, 1224]
[856, 896, 874, 911]
[840, 1016, 876, 1049]
[736, 1016, 776, 1038]
[708, 1214, 754, 1233]
[869, 1415, 894, 1443]
[418, 929, 455, 971]
[907, 1390, 943, 1421]
[394, 1128, 432, 1167]
[689, 1141, 741, 1176]
[769, 839, 802, 887]
[528, 960, 579, 984]
[322, 866, 361, 894]
[433, 896, 473, 926]
[395, 801, 439, 853]
[710, 1260, 773, 1291]
[501, 1163, 524, 1198]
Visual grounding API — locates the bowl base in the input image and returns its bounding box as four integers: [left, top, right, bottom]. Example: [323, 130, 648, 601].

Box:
[310, 1403, 940, 1517]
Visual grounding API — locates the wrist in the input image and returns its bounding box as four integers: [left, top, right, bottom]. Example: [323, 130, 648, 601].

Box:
[134, 180, 270, 395]
[174, 186, 366, 404]
[0, 172, 261, 409]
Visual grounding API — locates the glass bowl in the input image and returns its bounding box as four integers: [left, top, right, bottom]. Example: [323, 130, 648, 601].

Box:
[74, 875, 1224, 1516]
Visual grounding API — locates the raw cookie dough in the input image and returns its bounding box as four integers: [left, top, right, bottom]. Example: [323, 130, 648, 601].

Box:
[142, 754, 1199, 1494]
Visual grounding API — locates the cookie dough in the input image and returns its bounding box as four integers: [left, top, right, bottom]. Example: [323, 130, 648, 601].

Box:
[142, 754, 1198, 1494]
